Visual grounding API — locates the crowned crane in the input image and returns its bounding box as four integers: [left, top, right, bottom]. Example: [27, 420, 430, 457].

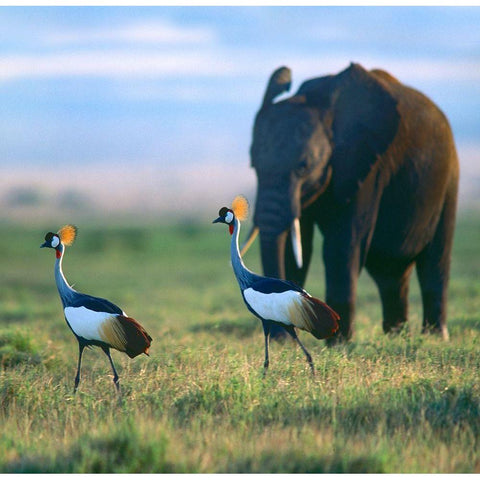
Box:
[41, 225, 152, 393]
[213, 195, 339, 375]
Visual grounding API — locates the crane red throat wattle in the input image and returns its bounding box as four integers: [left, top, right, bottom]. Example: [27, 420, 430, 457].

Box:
[229, 224, 234, 235]
[56, 249, 62, 259]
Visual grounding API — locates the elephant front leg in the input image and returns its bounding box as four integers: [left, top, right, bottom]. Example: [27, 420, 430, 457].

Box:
[325, 293, 356, 345]
[323, 238, 359, 345]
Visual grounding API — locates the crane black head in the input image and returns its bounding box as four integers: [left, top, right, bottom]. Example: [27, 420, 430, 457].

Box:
[213, 207, 235, 234]
[41, 225, 77, 258]
[41, 231, 61, 249]
[213, 195, 249, 235]
[213, 207, 235, 224]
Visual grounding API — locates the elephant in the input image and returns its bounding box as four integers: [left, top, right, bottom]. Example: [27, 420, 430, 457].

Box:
[243, 62, 459, 343]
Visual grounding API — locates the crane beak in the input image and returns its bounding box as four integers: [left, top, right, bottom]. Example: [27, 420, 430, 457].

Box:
[40, 242, 48, 248]
[212, 216, 223, 224]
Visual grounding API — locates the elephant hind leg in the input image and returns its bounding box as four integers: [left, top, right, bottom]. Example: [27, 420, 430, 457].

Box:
[416, 188, 457, 340]
[367, 260, 414, 334]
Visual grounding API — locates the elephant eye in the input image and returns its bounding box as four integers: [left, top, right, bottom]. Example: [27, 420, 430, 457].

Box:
[295, 159, 309, 177]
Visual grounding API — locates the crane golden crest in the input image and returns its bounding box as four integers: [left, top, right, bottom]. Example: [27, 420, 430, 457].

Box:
[57, 224, 78, 246]
[231, 195, 249, 222]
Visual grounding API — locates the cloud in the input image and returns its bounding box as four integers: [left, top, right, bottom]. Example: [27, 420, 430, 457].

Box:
[45, 20, 217, 46]
[0, 49, 239, 82]
[367, 57, 480, 84]
[1, 9, 479, 93]
[2, 45, 479, 87]
[282, 54, 480, 89]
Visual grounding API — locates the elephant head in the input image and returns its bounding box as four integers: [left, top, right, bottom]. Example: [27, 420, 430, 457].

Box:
[245, 63, 400, 281]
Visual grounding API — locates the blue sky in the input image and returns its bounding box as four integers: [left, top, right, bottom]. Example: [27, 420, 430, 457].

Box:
[1, 6, 479, 214]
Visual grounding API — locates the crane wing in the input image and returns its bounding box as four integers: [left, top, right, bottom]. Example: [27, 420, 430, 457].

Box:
[69, 293, 124, 315]
[243, 279, 339, 339]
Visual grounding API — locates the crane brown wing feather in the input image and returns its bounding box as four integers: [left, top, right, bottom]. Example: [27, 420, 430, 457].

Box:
[298, 294, 340, 339]
[119, 315, 152, 358]
[101, 315, 152, 358]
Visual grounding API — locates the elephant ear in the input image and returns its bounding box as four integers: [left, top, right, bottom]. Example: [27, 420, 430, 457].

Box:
[262, 66, 292, 107]
[315, 63, 400, 203]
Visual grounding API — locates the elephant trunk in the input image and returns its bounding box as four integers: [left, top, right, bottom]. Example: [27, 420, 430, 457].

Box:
[253, 185, 303, 273]
[260, 230, 289, 280]
[254, 182, 300, 232]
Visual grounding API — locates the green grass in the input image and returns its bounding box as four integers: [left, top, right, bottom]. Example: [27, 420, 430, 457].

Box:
[1, 213, 480, 473]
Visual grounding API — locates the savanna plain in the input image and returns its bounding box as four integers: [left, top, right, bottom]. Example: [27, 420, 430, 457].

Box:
[1, 212, 480, 473]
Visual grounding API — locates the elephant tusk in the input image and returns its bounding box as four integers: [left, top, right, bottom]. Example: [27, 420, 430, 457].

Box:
[291, 218, 303, 270]
[240, 226, 260, 257]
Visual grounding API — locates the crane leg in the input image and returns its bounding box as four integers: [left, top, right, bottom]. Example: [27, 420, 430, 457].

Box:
[262, 322, 271, 376]
[74, 342, 85, 393]
[102, 346, 120, 392]
[286, 327, 315, 375]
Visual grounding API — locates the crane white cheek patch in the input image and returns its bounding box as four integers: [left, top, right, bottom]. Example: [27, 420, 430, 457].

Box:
[51, 236, 60, 248]
[225, 211, 234, 223]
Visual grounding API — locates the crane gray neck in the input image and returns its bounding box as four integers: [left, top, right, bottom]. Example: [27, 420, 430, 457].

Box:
[54, 248, 76, 307]
[230, 218, 257, 291]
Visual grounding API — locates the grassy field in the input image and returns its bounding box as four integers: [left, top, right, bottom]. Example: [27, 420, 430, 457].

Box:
[1, 212, 480, 473]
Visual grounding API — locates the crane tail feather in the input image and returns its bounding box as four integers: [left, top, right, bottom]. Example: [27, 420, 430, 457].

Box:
[103, 315, 152, 358]
[301, 295, 340, 339]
